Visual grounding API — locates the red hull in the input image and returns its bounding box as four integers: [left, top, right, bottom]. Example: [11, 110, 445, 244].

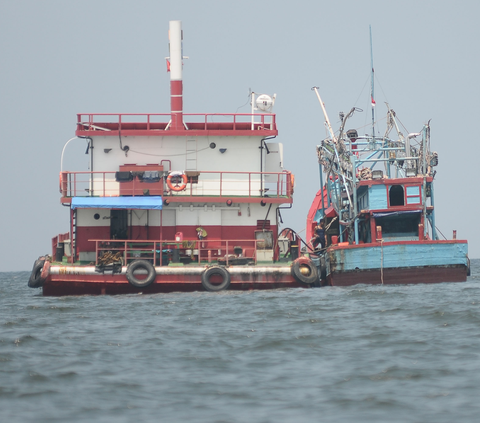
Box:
[328, 265, 467, 286]
[39, 263, 468, 296]
[43, 273, 304, 296]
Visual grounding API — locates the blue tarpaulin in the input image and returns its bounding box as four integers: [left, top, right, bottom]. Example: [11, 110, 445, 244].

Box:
[71, 196, 162, 210]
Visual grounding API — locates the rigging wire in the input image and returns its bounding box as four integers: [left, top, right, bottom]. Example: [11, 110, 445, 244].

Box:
[435, 226, 448, 240]
[235, 89, 252, 113]
[374, 73, 389, 106]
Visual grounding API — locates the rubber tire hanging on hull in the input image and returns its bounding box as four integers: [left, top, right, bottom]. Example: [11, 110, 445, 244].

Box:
[201, 266, 231, 292]
[28, 257, 49, 288]
[126, 260, 156, 288]
[291, 257, 319, 285]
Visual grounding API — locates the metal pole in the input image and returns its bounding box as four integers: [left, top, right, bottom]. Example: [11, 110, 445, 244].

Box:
[430, 181, 437, 240]
[326, 173, 331, 207]
[370, 25, 376, 140]
[352, 154, 359, 244]
[251, 92, 255, 130]
[422, 126, 427, 238]
[319, 162, 325, 217]
[312, 87, 336, 141]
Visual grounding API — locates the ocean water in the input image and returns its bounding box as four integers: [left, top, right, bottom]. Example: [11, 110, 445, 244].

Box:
[1, 262, 480, 423]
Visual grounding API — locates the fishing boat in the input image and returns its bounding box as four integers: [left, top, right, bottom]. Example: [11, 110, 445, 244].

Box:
[27, 23, 468, 295]
[28, 20, 319, 296]
[306, 28, 469, 285]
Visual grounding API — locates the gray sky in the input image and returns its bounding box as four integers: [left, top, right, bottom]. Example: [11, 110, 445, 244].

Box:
[1, 0, 478, 271]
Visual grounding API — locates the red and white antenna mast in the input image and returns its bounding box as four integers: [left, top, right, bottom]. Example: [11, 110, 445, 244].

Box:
[168, 20, 184, 130]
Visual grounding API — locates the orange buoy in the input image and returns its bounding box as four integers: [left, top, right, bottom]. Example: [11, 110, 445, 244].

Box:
[166, 172, 188, 191]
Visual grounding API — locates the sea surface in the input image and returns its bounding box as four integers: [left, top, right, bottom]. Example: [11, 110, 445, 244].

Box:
[1, 262, 480, 423]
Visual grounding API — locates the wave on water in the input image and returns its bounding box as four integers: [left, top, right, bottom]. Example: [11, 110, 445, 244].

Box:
[1, 262, 480, 422]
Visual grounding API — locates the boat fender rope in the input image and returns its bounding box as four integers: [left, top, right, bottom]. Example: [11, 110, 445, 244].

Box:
[380, 239, 384, 285]
[291, 257, 319, 285]
[126, 260, 156, 288]
[166, 171, 188, 192]
[201, 266, 231, 292]
[319, 255, 328, 286]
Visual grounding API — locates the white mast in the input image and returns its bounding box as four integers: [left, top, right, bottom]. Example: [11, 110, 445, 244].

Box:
[169, 20, 184, 131]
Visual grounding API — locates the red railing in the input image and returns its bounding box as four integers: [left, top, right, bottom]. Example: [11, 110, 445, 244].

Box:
[60, 170, 293, 199]
[92, 239, 264, 266]
[52, 232, 70, 258]
[76, 113, 276, 133]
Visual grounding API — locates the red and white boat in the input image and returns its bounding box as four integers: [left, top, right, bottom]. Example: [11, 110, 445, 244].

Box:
[28, 20, 317, 296]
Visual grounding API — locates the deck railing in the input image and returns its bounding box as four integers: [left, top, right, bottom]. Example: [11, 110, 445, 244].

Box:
[92, 238, 264, 266]
[76, 113, 276, 133]
[60, 170, 293, 199]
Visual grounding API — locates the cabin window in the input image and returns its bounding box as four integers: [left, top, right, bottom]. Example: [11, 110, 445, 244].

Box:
[406, 185, 421, 205]
[376, 212, 421, 239]
[389, 185, 404, 206]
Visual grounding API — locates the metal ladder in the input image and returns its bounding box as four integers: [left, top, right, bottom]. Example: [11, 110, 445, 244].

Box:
[185, 138, 197, 171]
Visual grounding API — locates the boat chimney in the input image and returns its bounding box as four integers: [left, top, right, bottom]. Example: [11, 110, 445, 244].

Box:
[169, 20, 184, 130]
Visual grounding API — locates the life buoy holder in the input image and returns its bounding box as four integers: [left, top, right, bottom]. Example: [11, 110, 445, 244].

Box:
[291, 257, 319, 285]
[126, 260, 156, 288]
[201, 266, 231, 292]
[287, 172, 295, 196]
[28, 257, 50, 288]
[166, 172, 188, 192]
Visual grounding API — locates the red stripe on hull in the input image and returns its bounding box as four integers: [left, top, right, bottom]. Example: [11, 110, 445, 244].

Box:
[43, 273, 304, 296]
[328, 265, 467, 286]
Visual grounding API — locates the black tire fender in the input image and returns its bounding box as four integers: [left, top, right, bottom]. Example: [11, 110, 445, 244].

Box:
[201, 266, 231, 292]
[291, 257, 319, 285]
[126, 260, 156, 288]
[28, 257, 48, 288]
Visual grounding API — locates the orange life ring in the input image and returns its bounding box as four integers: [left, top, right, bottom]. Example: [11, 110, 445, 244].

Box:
[166, 172, 188, 192]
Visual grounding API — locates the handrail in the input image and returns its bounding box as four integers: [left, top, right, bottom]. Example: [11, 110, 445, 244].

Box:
[93, 238, 262, 266]
[77, 113, 277, 132]
[60, 170, 293, 199]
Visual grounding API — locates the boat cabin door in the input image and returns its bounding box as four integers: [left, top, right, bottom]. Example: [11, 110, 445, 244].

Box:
[110, 209, 128, 240]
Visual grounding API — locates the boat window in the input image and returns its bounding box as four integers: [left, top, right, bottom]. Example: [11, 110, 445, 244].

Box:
[389, 185, 404, 206]
[376, 213, 420, 235]
[406, 185, 421, 205]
